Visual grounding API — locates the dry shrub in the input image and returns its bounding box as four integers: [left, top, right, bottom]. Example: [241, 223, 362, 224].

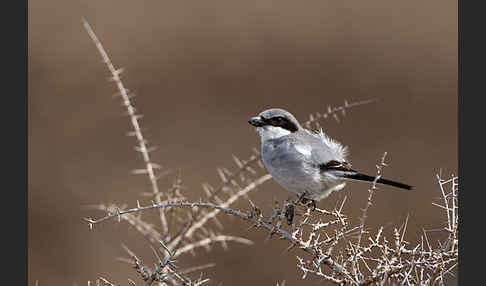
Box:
[82, 20, 458, 286]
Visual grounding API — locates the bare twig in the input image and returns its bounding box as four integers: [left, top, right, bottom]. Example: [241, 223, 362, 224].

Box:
[82, 18, 169, 236]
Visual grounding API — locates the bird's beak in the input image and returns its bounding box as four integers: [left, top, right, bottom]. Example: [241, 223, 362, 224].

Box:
[248, 116, 265, 127]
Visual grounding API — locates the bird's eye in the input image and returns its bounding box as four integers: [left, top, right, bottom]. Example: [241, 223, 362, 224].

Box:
[269, 116, 287, 126]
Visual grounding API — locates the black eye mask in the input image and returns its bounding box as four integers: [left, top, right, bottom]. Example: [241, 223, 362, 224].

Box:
[264, 116, 299, 132]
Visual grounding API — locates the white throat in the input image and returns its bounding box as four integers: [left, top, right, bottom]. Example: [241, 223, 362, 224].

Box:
[257, 126, 291, 141]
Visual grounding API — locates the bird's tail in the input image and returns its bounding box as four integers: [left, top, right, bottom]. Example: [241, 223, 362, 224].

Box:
[343, 173, 412, 190]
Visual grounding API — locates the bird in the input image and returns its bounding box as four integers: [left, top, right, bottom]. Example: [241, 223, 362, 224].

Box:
[248, 108, 412, 209]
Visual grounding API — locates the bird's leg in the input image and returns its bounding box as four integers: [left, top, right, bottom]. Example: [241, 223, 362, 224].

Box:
[296, 191, 308, 205]
[284, 192, 316, 225]
[283, 193, 306, 226]
[284, 204, 295, 226]
[295, 191, 316, 211]
[307, 199, 316, 211]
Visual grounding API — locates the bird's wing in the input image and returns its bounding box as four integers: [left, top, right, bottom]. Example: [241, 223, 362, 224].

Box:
[303, 129, 349, 166]
[298, 130, 412, 190]
[318, 160, 356, 173]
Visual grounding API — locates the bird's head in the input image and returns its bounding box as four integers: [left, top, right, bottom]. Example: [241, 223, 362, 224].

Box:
[248, 108, 301, 141]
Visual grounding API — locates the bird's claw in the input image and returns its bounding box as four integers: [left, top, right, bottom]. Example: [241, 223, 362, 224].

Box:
[307, 199, 316, 211]
[285, 192, 317, 225]
[296, 192, 316, 211]
[284, 204, 295, 225]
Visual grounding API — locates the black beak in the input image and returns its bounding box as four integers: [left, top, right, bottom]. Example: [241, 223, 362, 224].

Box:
[248, 116, 265, 127]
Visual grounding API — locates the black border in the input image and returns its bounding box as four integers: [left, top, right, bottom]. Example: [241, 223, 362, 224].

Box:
[4, 0, 28, 284]
[459, 0, 486, 284]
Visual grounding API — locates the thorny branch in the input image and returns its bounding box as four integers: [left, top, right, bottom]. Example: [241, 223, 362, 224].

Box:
[87, 172, 459, 285]
[82, 19, 169, 237]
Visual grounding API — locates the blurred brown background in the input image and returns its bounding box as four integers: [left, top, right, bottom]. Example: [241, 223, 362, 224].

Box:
[29, 0, 457, 285]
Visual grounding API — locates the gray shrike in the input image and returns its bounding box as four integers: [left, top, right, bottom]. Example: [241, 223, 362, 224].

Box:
[248, 108, 411, 206]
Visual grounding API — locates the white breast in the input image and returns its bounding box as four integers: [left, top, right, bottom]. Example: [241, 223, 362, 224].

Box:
[257, 126, 291, 141]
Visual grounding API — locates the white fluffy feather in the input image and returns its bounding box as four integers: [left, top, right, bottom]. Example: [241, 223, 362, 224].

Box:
[307, 129, 349, 161]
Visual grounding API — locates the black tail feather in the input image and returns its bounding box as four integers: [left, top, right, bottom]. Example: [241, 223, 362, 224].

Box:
[343, 173, 412, 190]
